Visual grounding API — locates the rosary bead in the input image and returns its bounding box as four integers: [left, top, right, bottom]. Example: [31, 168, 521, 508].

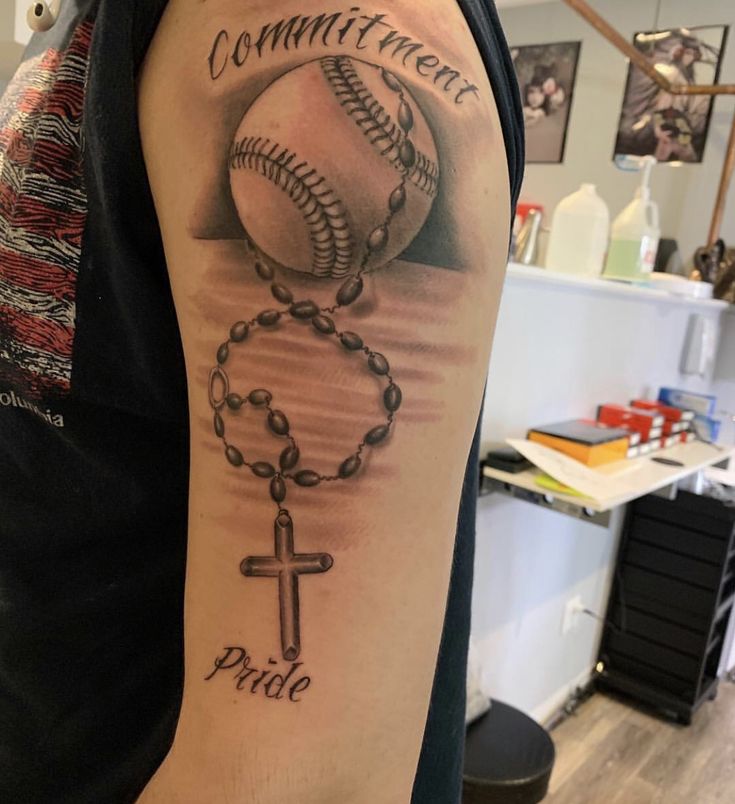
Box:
[213, 412, 225, 438]
[398, 100, 414, 133]
[365, 425, 390, 446]
[399, 139, 416, 169]
[268, 410, 290, 436]
[336, 276, 363, 306]
[255, 261, 274, 281]
[312, 315, 336, 335]
[381, 68, 403, 93]
[389, 185, 406, 213]
[271, 283, 293, 305]
[217, 343, 230, 365]
[230, 321, 249, 342]
[249, 389, 272, 406]
[270, 475, 287, 503]
[368, 353, 390, 376]
[280, 445, 300, 471]
[290, 300, 319, 319]
[252, 462, 276, 478]
[294, 470, 321, 487]
[257, 310, 281, 326]
[384, 383, 403, 412]
[367, 225, 389, 253]
[268, 410, 289, 435]
[226, 393, 244, 410]
[339, 454, 362, 478]
[208, 366, 229, 410]
[226, 445, 244, 467]
[340, 331, 364, 351]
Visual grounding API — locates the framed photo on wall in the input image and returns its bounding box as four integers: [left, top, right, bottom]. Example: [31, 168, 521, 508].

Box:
[614, 25, 729, 164]
[510, 41, 582, 164]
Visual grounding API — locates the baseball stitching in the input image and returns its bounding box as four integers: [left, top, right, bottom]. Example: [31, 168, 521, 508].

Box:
[320, 56, 440, 198]
[230, 136, 354, 278]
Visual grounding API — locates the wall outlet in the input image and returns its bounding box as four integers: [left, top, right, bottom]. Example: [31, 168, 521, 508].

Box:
[562, 595, 584, 635]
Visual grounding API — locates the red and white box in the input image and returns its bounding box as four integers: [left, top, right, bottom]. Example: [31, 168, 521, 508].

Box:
[662, 420, 686, 436]
[631, 399, 695, 424]
[588, 418, 642, 447]
[597, 404, 664, 442]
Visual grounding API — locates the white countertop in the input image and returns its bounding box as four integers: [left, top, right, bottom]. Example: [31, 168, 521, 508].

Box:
[483, 441, 733, 513]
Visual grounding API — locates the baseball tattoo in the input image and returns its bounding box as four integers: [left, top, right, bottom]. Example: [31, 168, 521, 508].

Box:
[229, 56, 438, 278]
[201, 10, 479, 695]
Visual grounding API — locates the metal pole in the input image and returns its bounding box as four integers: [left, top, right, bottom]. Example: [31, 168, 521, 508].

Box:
[708, 114, 735, 247]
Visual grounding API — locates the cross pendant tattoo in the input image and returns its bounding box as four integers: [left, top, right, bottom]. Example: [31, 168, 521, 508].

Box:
[240, 512, 333, 661]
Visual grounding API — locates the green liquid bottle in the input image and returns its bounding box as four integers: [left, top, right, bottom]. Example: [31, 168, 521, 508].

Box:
[603, 156, 660, 283]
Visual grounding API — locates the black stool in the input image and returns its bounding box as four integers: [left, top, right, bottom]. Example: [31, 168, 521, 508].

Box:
[463, 700, 555, 803]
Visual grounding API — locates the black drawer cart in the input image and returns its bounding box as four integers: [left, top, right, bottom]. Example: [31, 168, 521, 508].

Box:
[596, 490, 735, 725]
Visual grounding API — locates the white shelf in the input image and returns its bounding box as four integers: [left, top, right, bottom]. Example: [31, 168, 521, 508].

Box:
[506, 262, 730, 312]
[483, 441, 733, 519]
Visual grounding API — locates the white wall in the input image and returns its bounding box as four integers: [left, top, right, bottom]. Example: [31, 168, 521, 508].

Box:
[0, 1, 26, 87]
[14, 0, 32, 47]
[474, 270, 727, 722]
[499, 0, 735, 263]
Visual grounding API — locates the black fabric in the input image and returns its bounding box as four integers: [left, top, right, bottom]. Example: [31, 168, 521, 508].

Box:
[412, 4, 523, 802]
[0, 2, 523, 802]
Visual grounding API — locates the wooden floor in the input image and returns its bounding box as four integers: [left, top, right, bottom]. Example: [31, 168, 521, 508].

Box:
[546, 681, 735, 804]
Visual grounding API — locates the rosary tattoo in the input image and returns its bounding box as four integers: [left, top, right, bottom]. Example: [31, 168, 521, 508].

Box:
[208, 56, 439, 661]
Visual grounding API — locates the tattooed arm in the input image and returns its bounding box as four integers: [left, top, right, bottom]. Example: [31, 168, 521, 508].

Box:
[137, 1, 510, 801]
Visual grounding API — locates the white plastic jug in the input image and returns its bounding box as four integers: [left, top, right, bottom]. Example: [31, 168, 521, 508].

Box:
[545, 184, 610, 276]
[604, 157, 661, 282]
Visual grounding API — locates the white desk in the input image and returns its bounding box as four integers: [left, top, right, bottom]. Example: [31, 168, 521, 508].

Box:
[482, 442, 734, 527]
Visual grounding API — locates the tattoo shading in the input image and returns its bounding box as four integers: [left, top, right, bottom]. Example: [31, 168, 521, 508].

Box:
[208, 57, 439, 659]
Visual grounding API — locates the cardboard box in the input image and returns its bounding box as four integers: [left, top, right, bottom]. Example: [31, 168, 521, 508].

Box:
[658, 387, 716, 417]
[597, 404, 665, 441]
[615, 426, 642, 446]
[691, 415, 721, 443]
[631, 399, 695, 423]
[661, 420, 686, 436]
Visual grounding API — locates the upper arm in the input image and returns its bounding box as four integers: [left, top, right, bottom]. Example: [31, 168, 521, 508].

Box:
[137, 2, 509, 801]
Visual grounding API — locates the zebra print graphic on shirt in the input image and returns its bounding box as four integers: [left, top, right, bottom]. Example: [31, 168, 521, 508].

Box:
[0, 20, 94, 402]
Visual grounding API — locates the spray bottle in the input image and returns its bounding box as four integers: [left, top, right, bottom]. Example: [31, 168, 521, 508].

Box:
[603, 156, 660, 282]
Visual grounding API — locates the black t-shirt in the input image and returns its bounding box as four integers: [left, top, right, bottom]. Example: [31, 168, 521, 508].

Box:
[0, 2, 522, 801]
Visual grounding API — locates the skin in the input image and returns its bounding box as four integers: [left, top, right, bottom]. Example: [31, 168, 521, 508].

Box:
[137, 1, 510, 801]
[526, 85, 545, 109]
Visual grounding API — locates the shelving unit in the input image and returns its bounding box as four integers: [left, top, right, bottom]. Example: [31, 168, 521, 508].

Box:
[596, 490, 735, 724]
[481, 442, 733, 527]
